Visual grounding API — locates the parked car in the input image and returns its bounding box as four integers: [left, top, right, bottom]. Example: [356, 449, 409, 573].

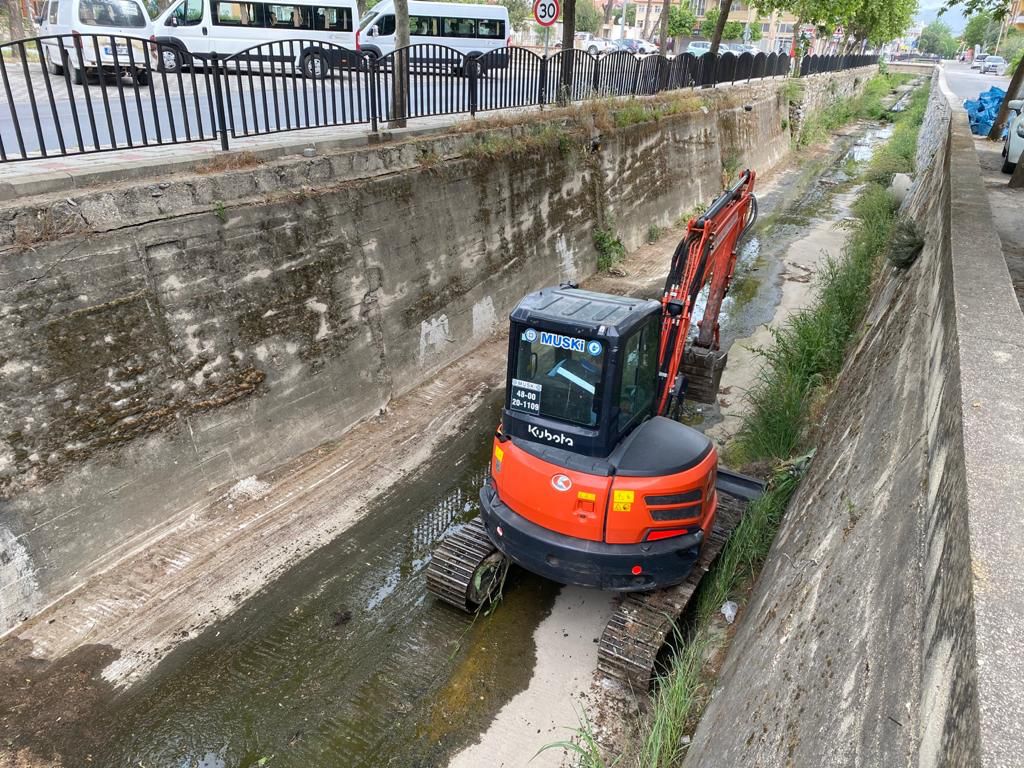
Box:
[36, 0, 152, 83]
[982, 55, 1006, 75]
[1002, 98, 1023, 174]
[629, 38, 657, 54]
[612, 38, 639, 54]
[686, 40, 711, 56]
[576, 32, 614, 55]
[970, 53, 988, 70]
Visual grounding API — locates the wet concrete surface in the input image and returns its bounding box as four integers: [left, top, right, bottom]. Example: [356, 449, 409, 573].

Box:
[1, 117, 904, 768]
[3, 392, 562, 768]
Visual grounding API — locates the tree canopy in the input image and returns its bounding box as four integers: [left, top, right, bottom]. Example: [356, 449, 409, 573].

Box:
[918, 20, 958, 57]
[667, 3, 696, 38]
[755, 0, 916, 47]
[701, 8, 744, 40]
[575, 0, 602, 34]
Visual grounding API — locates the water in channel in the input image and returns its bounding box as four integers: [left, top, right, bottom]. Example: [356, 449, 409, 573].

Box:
[92, 391, 558, 768]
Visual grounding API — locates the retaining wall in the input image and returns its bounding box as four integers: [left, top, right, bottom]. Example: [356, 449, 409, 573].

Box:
[0, 68, 872, 634]
[684, 72, 1024, 768]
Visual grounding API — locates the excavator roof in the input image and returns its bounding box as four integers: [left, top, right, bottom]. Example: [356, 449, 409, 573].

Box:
[510, 286, 661, 339]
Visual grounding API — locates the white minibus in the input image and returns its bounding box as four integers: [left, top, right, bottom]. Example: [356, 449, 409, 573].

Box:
[37, 0, 152, 83]
[358, 0, 511, 72]
[152, 0, 360, 76]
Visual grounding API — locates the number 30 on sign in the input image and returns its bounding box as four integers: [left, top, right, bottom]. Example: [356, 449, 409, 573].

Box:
[533, 0, 559, 26]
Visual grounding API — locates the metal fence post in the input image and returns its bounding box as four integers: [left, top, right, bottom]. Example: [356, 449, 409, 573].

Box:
[539, 55, 548, 107]
[369, 55, 380, 132]
[592, 54, 601, 95]
[468, 57, 478, 118]
[210, 52, 230, 151]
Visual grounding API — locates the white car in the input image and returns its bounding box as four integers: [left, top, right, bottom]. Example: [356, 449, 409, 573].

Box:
[575, 32, 614, 55]
[634, 39, 657, 54]
[970, 53, 987, 70]
[686, 40, 711, 56]
[1002, 98, 1023, 175]
[982, 55, 1006, 75]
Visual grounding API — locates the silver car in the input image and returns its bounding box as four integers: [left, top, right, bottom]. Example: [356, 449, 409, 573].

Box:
[982, 55, 1006, 75]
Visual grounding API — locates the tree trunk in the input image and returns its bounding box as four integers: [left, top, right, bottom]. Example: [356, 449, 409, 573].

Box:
[1010, 157, 1024, 187]
[603, 0, 613, 25]
[708, 0, 732, 56]
[3, 0, 27, 40]
[559, 0, 576, 104]
[988, 59, 1024, 141]
[658, 0, 670, 55]
[389, 0, 410, 128]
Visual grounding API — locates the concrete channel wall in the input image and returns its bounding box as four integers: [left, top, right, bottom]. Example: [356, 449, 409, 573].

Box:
[0, 67, 874, 635]
[684, 73, 1024, 767]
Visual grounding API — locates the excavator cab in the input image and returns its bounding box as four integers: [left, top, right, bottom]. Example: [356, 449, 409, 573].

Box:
[501, 286, 663, 458]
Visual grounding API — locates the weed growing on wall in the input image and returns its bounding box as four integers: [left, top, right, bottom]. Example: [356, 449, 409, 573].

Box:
[594, 228, 627, 271]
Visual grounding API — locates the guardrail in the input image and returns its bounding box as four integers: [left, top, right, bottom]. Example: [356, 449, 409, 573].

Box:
[0, 35, 875, 163]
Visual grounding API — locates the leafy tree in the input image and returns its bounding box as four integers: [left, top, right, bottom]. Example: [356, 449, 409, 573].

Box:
[667, 3, 695, 37]
[702, 6, 719, 36]
[723, 20, 745, 40]
[962, 13, 999, 49]
[614, 4, 636, 26]
[749, 20, 763, 42]
[918, 19, 958, 57]
[576, 0, 602, 34]
[501, 0, 532, 31]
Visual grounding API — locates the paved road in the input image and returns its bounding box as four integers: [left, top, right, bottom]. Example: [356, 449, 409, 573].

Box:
[0, 55, 660, 160]
[943, 59, 1013, 104]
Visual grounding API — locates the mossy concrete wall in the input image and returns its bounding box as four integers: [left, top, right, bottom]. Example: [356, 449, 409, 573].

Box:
[0, 70, 871, 634]
[684, 73, 1024, 768]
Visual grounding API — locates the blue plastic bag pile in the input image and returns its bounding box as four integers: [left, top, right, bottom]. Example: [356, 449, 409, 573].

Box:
[964, 86, 1007, 136]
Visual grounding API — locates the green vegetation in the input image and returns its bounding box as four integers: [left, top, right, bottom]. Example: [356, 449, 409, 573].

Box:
[464, 124, 583, 161]
[795, 71, 914, 147]
[887, 218, 925, 269]
[594, 228, 626, 271]
[646, 224, 664, 244]
[560, 80, 930, 768]
[667, 4, 696, 38]
[758, 0, 915, 49]
[918, 20, 959, 58]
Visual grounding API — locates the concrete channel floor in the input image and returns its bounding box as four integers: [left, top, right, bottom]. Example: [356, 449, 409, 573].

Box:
[973, 138, 1024, 313]
[0, 117, 888, 768]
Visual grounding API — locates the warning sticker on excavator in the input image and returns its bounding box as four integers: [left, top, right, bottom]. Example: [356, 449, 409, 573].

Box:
[612, 489, 634, 512]
[494, 446, 504, 462]
[577, 491, 596, 501]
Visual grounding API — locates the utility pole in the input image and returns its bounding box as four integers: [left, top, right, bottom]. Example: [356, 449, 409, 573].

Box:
[620, 0, 628, 40]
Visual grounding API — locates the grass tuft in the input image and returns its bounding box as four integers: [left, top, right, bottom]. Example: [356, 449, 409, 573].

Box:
[594, 228, 627, 272]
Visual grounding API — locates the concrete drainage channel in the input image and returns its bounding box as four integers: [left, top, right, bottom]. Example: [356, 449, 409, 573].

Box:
[0, 118, 900, 768]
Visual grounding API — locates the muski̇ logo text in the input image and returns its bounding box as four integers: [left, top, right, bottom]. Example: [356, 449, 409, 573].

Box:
[527, 425, 575, 447]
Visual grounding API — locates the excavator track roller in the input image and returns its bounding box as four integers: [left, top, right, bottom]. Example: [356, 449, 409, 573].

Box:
[427, 518, 509, 613]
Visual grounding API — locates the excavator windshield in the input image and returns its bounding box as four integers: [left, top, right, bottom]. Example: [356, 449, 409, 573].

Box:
[508, 326, 605, 427]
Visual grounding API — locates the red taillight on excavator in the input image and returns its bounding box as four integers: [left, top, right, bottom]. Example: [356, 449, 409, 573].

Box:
[631, 565, 642, 575]
[645, 527, 693, 542]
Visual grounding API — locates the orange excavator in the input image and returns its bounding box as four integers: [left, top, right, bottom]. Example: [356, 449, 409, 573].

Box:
[427, 170, 764, 686]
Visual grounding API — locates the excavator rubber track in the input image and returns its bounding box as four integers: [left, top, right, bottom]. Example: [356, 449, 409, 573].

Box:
[426, 517, 507, 613]
[596, 490, 751, 691]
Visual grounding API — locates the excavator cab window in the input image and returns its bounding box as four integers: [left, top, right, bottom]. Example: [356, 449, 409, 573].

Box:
[509, 328, 605, 427]
[616, 317, 659, 434]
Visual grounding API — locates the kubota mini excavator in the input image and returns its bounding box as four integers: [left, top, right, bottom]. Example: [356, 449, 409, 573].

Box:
[427, 170, 765, 687]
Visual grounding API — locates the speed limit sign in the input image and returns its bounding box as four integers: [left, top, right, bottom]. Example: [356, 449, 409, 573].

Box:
[533, 0, 559, 27]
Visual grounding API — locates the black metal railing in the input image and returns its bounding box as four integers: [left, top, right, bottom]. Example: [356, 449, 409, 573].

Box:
[0, 35, 877, 163]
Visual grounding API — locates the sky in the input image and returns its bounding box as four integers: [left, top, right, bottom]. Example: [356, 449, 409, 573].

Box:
[916, 0, 968, 34]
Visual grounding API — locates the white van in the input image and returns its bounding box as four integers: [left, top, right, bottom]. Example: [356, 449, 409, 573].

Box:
[152, 0, 360, 76]
[358, 0, 511, 71]
[37, 0, 152, 83]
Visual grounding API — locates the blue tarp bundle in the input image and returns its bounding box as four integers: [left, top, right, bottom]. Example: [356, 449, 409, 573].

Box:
[964, 86, 1007, 137]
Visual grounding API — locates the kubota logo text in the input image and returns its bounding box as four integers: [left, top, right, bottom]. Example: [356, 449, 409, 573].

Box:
[527, 425, 575, 447]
